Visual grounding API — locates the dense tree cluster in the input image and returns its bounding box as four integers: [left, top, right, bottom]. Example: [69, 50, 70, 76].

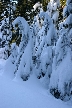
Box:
[0, 0, 72, 102]
[0, 0, 66, 23]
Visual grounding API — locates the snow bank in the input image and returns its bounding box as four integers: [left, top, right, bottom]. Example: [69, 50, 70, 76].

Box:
[0, 72, 71, 108]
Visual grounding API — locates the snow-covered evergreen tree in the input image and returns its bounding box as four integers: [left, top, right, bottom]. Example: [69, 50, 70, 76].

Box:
[1, 16, 12, 59]
[13, 17, 32, 81]
[49, 0, 72, 101]
[33, 12, 57, 87]
[63, 0, 72, 18]
[46, 0, 60, 28]
[1, 2, 16, 59]
[30, 15, 40, 56]
[30, 3, 43, 61]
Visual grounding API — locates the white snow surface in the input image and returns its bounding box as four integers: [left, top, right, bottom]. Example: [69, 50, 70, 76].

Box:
[0, 58, 72, 108]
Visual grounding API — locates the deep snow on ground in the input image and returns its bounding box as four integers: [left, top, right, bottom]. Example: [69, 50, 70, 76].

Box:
[0, 59, 72, 108]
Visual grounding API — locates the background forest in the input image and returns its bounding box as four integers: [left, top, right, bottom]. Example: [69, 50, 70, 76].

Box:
[0, 0, 66, 23]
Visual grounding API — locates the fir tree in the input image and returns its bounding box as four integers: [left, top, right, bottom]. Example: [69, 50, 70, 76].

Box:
[47, 0, 60, 28]
[13, 17, 32, 81]
[0, 1, 17, 59]
[49, 0, 72, 101]
[33, 12, 57, 88]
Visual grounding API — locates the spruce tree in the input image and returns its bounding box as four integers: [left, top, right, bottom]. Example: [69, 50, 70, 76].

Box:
[13, 17, 32, 81]
[33, 12, 57, 87]
[49, 0, 72, 101]
[47, 0, 60, 28]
